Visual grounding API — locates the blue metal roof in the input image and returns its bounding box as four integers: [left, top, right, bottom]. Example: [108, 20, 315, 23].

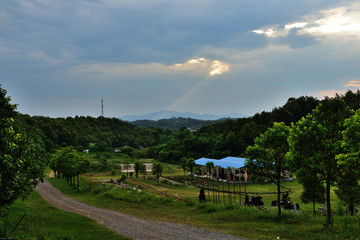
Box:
[194, 158, 217, 166]
[220, 156, 247, 167]
[195, 156, 247, 169]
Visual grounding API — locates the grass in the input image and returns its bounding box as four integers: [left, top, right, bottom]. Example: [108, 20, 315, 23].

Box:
[0, 190, 130, 240]
[84, 151, 184, 178]
[48, 175, 360, 240]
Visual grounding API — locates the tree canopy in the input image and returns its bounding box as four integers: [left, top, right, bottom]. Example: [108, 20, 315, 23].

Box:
[288, 96, 351, 225]
[49, 146, 90, 191]
[0, 86, 45, 216]
[246, 122, 290, 216]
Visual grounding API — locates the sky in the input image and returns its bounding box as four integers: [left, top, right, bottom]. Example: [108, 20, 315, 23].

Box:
[2, 0, 360, 118]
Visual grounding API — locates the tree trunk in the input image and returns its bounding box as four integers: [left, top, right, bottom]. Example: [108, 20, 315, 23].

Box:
[277, 172, 281, 216]
[326, 180, 332, 226]
[77, 175, 80, 192]
[350, 202, 354, 216]
[313, 200, 316, 216]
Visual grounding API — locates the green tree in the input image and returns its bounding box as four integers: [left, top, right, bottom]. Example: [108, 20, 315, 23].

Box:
[152, 162, 163, 183]
[335, 170, 360, 215]
[73, 155, 90, 191]
[180, 157, 188, 176]
[186, 158, 195, 174]
[337, 108, 360, 173]
[297, 170, 325, 215]
[245, 122, 290, 216]
[288, 97, 350, 225]
[140, 163, 147, 180]
[205, 161, 214, 176]
[50, 146, 90, 191]
[134, 161, 142, 178]
[335, 109, 360, 215]
[0, 86, 45, 219]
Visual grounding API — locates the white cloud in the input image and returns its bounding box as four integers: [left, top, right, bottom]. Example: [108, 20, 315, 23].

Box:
[318, 81, 360, 99]
[170, 57, 230, 76]
[318, 89, 347, 98]
[253, 2, 360, 38]
[305, 4, 360, 35]
[252, 29, 277, 37]
[73, 57, 230, 78]
[345, 80, 360, 88]
[284, 22, 307, 30]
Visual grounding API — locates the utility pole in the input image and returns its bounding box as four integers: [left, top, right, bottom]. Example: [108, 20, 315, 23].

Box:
[101, 98, 104, 117]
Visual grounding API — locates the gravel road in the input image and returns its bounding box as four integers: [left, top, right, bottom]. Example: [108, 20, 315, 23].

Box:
[36, 180, 245, 240]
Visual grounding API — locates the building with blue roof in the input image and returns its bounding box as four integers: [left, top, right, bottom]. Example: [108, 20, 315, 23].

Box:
[195, 156, 247, 169]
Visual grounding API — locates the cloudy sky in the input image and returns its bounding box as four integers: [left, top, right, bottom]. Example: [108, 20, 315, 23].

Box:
[2, 0, 360, 118]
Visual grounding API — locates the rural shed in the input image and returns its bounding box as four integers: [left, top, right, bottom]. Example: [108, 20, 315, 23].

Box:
[195, 156, 247, 169]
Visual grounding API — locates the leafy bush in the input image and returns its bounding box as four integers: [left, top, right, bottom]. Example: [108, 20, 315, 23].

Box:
[103, 188, 156, 202]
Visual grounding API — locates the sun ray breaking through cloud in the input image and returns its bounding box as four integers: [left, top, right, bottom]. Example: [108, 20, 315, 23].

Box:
[167, 58, 230, 111]
[252, 2, 360, 38]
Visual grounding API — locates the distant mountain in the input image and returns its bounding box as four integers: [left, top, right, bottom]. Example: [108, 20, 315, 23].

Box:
[119, 111, 249, 121]
[131, 118, 223, 130]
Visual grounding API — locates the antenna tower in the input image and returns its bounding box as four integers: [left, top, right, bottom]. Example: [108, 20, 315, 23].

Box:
[101, 98, 104, 117]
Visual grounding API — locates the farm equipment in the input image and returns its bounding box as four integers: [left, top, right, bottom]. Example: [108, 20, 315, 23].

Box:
[271, 192, 299, 210]
[245, 194, 264, 207]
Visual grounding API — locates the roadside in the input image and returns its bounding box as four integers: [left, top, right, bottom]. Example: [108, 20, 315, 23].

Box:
[36, 180, 245, 240]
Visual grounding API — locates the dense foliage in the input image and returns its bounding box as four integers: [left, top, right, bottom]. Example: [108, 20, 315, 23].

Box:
[15, 115, 173, 153]
[0, 86, 45, 218]
[132, 117, 223, 130]
[49, 146, 90, 191]
[150, 96, 320, 163]
[288, 96, 352, 225]
[246, 122, 290, 216]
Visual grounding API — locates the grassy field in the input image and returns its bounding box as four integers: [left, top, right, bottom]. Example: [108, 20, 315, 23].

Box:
[47, 173, 360, 240]
[39, 152, 360, 239]
[0, 190, 130, 240]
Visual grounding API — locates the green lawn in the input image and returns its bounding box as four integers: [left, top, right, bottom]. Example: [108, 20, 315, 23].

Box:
[1, 190, 130, 240]
[47, 176, 360, 240]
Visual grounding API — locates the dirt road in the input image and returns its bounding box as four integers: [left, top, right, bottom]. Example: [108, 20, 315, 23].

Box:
[36, 180, 245, 240]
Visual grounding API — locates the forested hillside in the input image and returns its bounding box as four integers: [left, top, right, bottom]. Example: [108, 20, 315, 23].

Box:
[151, 91, 360, 163]
[150, 96, 321, 162]
[131, 117, 223, 130]
[13, 91, 360, 163]
[15, 115, 173, 153]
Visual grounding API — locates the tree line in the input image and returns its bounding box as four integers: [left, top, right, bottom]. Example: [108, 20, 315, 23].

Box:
[149, 95, 321, 163]
[132, 117, 223, 130]
[245, 94, 360, 226]
[3, 79, 360, 232]
[15, 114, 174, 153]
[49, 146, 90, 191]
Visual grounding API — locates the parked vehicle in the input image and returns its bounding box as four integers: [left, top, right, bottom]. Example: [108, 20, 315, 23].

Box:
[271, 193, 299, 210]
[245, 193, 264, 207]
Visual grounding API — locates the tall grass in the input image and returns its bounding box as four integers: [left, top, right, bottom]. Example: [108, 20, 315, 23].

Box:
[0, 191, 129, 240]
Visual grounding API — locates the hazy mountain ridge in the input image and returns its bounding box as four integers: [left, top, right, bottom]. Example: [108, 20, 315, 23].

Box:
[119, 111, 249, 121]
[131, 117, 224, 130]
